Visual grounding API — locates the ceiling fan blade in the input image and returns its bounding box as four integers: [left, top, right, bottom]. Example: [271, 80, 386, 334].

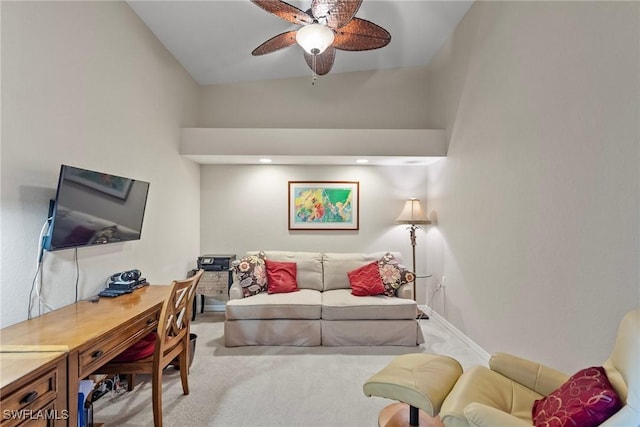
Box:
[251, 0, 314, 26]
[333, 17, 391, 51]
[252, 31, 298, 56]
[311, 0, 363, 29]
[303, 46, 336, 76]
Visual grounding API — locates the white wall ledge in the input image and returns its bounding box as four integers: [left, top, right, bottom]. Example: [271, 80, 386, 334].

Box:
[180, 128, 447, 165]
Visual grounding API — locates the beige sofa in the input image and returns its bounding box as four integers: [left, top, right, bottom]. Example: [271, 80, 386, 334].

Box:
[224, 251, 424, 347]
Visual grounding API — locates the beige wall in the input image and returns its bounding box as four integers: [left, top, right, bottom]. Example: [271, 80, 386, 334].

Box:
[1, 2, 201, 327]
[198, 66, 430, 129]
[424, 1, 639, 372]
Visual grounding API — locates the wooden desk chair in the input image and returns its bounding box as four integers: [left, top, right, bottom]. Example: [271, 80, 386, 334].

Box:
[93, 270, 203, 427]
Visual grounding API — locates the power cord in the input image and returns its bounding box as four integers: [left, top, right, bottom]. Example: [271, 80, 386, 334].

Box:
[426, 281, 447, 316]
[28, 218, 55, 319]
[74, 248, 79, 302]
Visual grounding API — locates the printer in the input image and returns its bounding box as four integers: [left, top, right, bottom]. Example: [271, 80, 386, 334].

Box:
[197, 254, 236, 271]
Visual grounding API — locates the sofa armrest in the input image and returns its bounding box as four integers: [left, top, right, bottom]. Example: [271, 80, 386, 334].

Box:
[489, 352, 568, 396]
[396, 282, 413, 299]
[229, 281, 244, 300]
[463, 403, 532, 427]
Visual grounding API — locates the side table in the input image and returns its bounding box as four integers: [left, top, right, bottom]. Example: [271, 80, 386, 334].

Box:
[190, 268, 233, 320]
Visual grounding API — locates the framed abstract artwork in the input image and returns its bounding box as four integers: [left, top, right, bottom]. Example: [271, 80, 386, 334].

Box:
[288, 181, 359, 230]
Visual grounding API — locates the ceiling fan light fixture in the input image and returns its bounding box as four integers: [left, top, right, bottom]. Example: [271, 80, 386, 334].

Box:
[296, 23, 334, 55]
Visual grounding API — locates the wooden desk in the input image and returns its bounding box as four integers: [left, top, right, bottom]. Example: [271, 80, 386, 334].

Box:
[0, 352, 68, 427]
[0, 285, 170, 427]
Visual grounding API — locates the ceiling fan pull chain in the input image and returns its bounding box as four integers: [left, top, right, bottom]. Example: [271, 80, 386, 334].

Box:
[312, 54, 318, 86]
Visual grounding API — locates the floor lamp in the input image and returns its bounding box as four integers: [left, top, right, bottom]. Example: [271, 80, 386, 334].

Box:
[396, 198, 431, 319]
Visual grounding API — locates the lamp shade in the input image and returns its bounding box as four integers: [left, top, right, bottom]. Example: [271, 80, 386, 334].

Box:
[396, 199, 430, 225]
[296, 23, 335, 55]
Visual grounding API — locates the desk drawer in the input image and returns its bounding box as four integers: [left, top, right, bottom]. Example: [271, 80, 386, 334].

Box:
[1, 369, 59, 427]
[197, 271, 230, 300]
[78, 309, 159, 378]
[197, 283, 229, 299]
[200, 271, 228, 286]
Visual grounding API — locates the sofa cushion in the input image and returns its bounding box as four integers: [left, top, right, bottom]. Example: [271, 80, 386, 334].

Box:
[266, 260, 298, 294]
[323, 252, 401, 291]
[532, 366, 622, 427]
[321, 289, 417, 320]
[378, 252, 415, 296]
[232, 252, 267, 297]
[225, 289, 321, 320]
[247, 251, 323, 292]
[348, 261, 385, 296]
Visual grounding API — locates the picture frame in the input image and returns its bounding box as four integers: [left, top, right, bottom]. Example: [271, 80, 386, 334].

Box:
[65, 168, 133, 200]
[288, 181, 359, 230]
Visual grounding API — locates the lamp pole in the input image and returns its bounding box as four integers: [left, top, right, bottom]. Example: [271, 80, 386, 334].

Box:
[409, 224, 418, 303]
[396, 198, 431, 320]
[407, 224, 429, 319]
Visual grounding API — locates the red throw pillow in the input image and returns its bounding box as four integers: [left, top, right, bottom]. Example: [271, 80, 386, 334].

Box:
[348, 262, 385, 296]
[266, 260, 298, 294]
[532, 366, 622, 427]
[112, 332, 157, 362]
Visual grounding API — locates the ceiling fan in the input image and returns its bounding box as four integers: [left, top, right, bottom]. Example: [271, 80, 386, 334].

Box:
[250, 0, 391, 77]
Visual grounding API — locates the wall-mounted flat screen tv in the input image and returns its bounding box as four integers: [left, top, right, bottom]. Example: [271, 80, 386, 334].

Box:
[45, 165, 150, 251]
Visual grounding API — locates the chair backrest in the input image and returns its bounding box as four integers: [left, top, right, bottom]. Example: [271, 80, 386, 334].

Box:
[185, 269, 204, 320]
[601, 309, 640, 426]
[155, 270, 203, 366]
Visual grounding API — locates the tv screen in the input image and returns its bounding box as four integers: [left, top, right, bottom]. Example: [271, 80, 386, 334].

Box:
[45, 165, 150, 251]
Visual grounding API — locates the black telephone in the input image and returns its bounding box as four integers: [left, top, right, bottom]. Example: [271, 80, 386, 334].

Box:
[109, 269, 142, 284]
[98, 269, 146, 298]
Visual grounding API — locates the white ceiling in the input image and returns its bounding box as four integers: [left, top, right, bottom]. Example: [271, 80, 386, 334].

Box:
[128, 0, 474, 86]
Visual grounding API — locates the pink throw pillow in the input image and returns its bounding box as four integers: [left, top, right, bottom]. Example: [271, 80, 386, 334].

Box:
[532, 366, 622, 427]
[266, 260, 298, 294]
[348, 262, 385, 296]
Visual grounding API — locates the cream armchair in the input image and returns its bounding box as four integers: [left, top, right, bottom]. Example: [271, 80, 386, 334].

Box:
[440, 309, 639, 427]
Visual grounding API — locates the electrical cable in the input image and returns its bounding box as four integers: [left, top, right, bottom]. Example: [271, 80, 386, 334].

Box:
[426, 283, 447, 318]
[426, 287, 438, 309]
[28, 218, 55, 318]
[28, 262, 42, 320]
[74, 248, 79, 302]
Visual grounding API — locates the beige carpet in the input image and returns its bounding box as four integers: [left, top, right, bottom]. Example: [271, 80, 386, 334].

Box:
[91, 312, 485, 427]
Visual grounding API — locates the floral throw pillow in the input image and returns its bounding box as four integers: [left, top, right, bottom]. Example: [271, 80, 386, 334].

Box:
[377, 252, 415, 296]
[232, 252, 267, 297]
[532, 366, 622, 427]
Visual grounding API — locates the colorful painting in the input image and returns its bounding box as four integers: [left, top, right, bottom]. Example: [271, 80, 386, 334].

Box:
[288, 181, 359, 230]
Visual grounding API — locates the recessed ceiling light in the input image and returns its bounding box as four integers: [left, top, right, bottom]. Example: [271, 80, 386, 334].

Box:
[259, 158, 272, 163]
[356, 159, 369, 164]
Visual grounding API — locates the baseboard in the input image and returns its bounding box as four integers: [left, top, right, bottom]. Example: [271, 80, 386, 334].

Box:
[421, 305, 491, 364]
